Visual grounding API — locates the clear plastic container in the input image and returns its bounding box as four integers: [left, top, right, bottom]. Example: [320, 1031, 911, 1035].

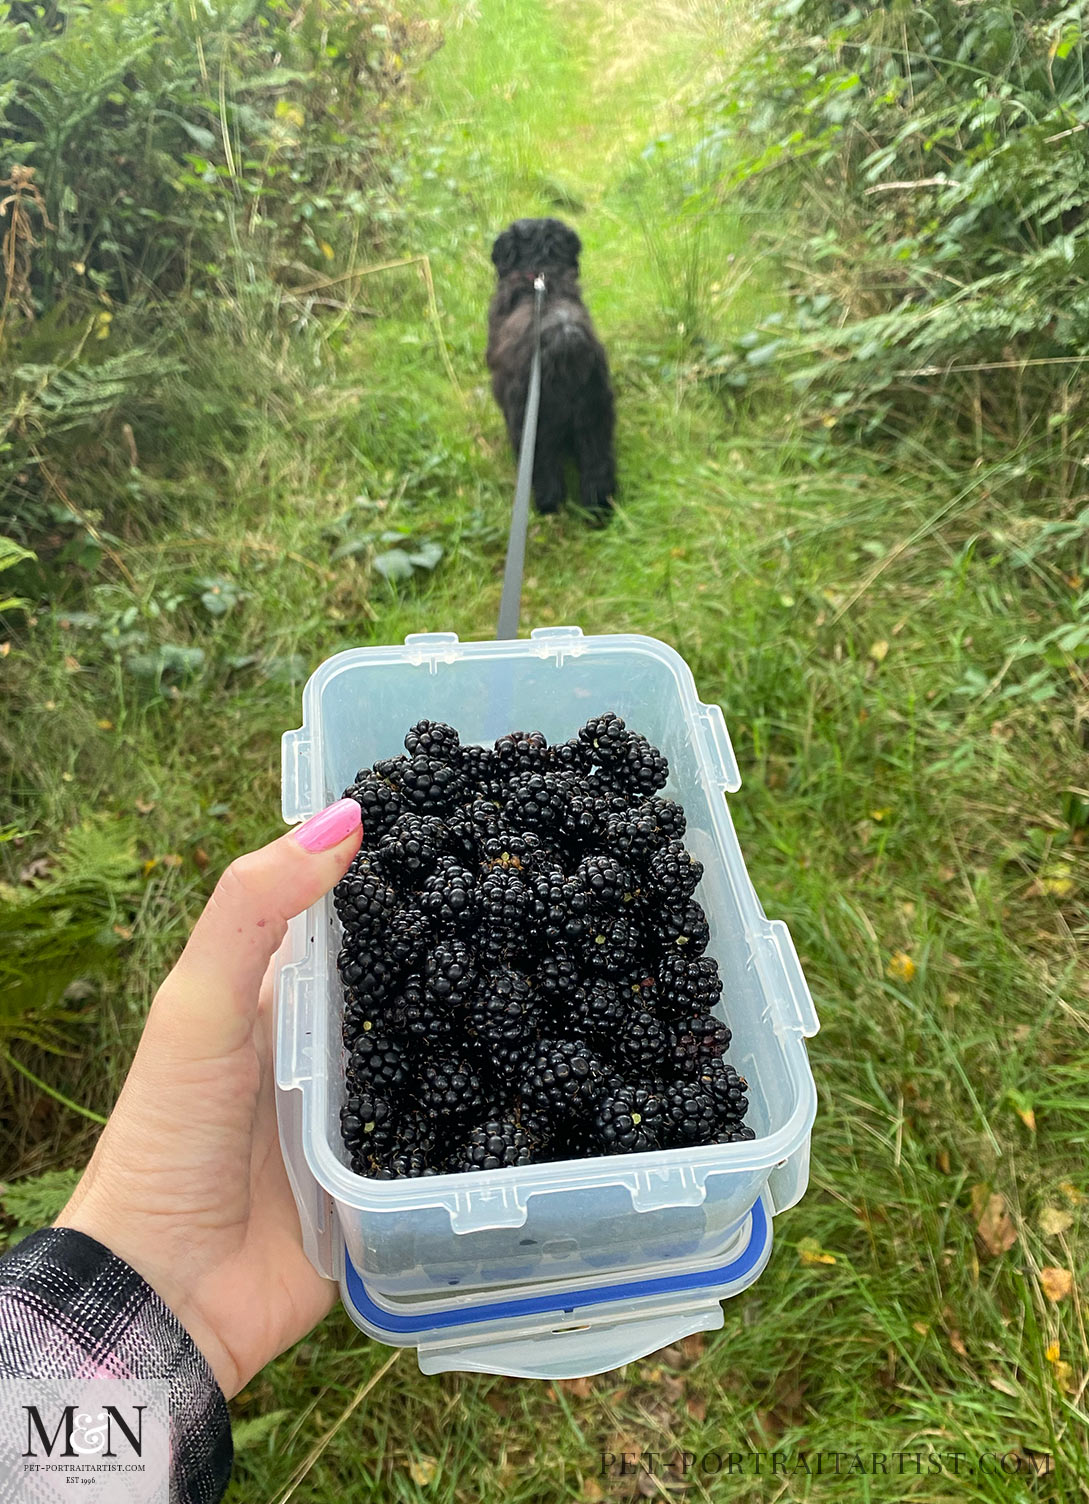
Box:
[275, 628, 819, 1371]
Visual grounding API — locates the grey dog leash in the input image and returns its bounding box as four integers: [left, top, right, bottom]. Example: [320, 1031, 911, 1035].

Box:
[496, 274, 546, 640]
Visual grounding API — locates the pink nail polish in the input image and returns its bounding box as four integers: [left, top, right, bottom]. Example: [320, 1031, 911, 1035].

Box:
[293, 798, 362, 852]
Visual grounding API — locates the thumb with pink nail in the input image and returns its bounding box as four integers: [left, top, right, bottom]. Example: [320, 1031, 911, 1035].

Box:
[56, 799, 363, 1398]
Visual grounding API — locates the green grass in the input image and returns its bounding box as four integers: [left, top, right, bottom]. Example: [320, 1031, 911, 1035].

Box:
[2, 0, 1088, 1498]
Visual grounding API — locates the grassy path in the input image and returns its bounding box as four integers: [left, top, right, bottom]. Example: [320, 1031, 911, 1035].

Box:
[5, 0, 1084, 1495]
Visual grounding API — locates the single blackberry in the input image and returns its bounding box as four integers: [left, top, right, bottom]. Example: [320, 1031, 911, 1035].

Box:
[661, 1080, 719, 1146]
[557, 788, 608, 853]
[386, 974, 455, 1044]
[341, 1088, 397, 1158]
[615, 1008, 671, 1073]
[337, 944, 400, 1003]
[669, 1011, 731, 1075]
[527, 861, 568, 941]
[373, 753, 408, 784]
[368, 1144, 437, 1179]
[534, 947, 582, 1009]
[648, 898, 710, 956]
[716, 1123, 757, 1143]
[569, 977, 630, 1045]
[577, 711, 629, 765]
[424, 1056, 489, 1124]
[398, 753, 468, 813]
[643, 797, 686, 842]
[604, 804, 661, 865]
[377, 813, 451, 884]
[550, 736, 593, 775]
[420, 858, 477, 929]
[503, 771, 570, 832]
[342, 772, 403, 845]
[342, 993, 388, 1049]
[333, 852, 398, 938]
[646, 840, 703, 902]
[613, 733, 669, 796]
[582, 910, 645, 977]
[365, 1112, 439, 1178]
[477, 867, 533, 965]
[453, 1118, 537, 1172]
[494, 728, 551, 777]
[592, 1086, 666, 1154]
[347, 1028, 412, 1095]
[460, 742, 500, 790]
[381, 904, 433, 971]
[404, 719, 460, 760]
[476, 821, 548, 874]
[656, 953, 723, 1015]
[467, 967, 537, 1051]
[575, 853, 637, 910]
[424, 937, 475, 1006]
[698, 1059, 749, 1123]
[522, 1037, 602, 1119]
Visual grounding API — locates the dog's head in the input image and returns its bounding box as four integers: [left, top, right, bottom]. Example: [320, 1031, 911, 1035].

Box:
[491, 218, 582, 278]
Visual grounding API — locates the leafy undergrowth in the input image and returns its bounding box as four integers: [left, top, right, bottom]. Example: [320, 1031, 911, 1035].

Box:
[1, 0, 1087, 1498]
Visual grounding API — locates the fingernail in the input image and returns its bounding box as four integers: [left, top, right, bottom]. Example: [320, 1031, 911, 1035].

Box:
[293, 798, 362, 852]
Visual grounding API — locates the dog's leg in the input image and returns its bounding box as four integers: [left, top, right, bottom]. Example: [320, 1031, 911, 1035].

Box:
[532, 414, 567, 515]
[573, 383, 616, 514]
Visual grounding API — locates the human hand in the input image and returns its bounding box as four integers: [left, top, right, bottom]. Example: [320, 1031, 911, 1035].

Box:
[56, 799, 363, 1398]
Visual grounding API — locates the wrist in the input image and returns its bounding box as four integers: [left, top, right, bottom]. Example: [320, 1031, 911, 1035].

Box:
[55, 1192, 241, 1398]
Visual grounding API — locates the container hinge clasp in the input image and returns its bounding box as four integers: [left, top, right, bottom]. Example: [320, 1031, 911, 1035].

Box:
[404, 632, 461, 672]
[529, 625, 586, 664]
[698, 703, 741, 793]
[760, 920, 820, 1038]
[281, 726, 312, 824]
[276, 947, 317, 1089]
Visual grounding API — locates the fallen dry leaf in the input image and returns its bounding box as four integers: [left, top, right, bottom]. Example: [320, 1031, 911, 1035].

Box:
[937, 1149, 952, 1174]
[989, 1373, 1019, 1398]
[912, 1321, 929, 1337]
[635, 1475, 659, 1500]
[1040, 1206, 1074, 1238]
[407, 1456, 438, 1487]
[1040, 1267, 1074, 1304]
[949, 1330, 968, 1358]
[679, 1333, 706, 1362]
[1059, 1181, 1085, 1206]
[686, 1394, 707, 1423]
[580, 1480, 605, 1503]
[971, 1187, 1017, 1257]
[798, 1237, 836, 1266]
[661, 1373, 686, 1406]
[869, 639, 889, 664]
[556, 1376, 595, 1399]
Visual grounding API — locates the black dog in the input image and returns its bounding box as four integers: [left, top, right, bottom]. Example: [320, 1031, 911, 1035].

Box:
[486, 218, 616, 516]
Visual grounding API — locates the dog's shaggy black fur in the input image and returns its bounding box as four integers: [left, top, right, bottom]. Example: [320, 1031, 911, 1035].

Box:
[487, 218, 616, 516]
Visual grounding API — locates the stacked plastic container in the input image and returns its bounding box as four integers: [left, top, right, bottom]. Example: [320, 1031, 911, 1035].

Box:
[275, 628, 819, 1377]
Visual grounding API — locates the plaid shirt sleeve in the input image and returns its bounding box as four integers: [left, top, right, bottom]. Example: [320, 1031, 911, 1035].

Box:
[0, 1227, 232, 1504]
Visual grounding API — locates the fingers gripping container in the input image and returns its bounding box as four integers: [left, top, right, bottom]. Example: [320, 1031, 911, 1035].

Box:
[275, 628, 819, 1378]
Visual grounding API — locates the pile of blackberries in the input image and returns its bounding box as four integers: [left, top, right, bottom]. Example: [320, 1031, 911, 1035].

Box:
[335, 713, 752, 1178]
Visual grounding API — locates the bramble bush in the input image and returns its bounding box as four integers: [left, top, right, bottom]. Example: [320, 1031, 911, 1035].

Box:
[703, 0, 1089, 458]
[0, 0, 435, 533]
